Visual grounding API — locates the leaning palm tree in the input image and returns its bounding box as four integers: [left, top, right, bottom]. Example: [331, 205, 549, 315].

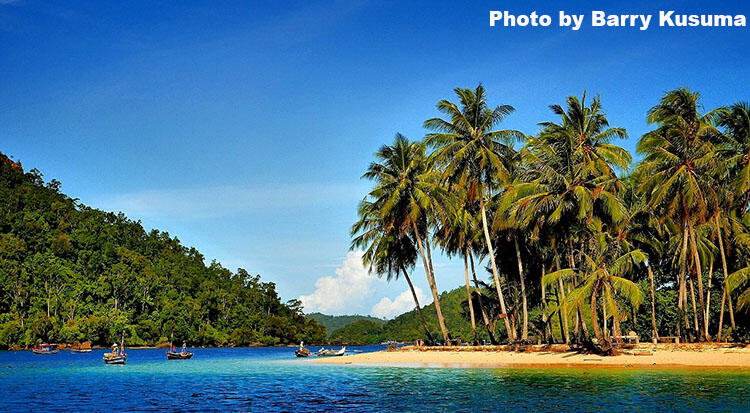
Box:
[351, 199, 434, 343]
[359, 134, 451, 343]
[544, 229, 645, 352]
[424, 84, 523, 341]
[636, 88, 723, 341]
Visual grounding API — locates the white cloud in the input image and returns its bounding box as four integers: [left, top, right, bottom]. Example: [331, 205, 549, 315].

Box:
[92, 182, 365, 220]
[299, 250, 375, 314]
[371, 287, 428, 319]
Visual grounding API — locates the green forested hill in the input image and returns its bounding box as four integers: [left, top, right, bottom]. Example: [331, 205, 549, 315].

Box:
[0, 152, 326, 348]
[305, 313, 385, 335]
[329, 320, 385, 345]
[326, 287, 502, 345]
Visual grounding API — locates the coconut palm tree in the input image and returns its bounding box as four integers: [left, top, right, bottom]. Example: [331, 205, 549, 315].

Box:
[351, 199, 434, 343]
[544, 229, 645, 351]
[359, 134, 451, 343]
[424, 84, 523, 341]
[622, 172, 666, 343]
[636, 88, 723, 341]
[508, 92, 630, 343]
[717, 102, 750, 214]
[433, 192, 482, 344]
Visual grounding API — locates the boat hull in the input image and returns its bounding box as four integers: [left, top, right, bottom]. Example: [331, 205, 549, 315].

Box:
[103, 355, 127, 364]
[32, 349, 59, 355]
[166, 352, 193, 360]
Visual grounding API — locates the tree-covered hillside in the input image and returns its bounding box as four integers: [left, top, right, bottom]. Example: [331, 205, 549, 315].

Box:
[329, 320, 386, 345]
[0, 152, 326, 348]
[306, 312, 385, 335]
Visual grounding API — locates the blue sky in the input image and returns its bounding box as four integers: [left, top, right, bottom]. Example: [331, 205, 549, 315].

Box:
[2, 0, 748, 317]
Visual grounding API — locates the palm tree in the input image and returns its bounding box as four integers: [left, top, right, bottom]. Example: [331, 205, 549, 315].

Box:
[433, 194, 481, 344]
[509, 92, 630, 343]
[623, 172, 666, 343]
[636, 88, 723, 341]
[359, 134, 451, 343]
[544, 230, 645, 351]
[714, 102, 750, 339]
[717, 102, 750, 213]
[351, 199, 434, 343]
[424, 84, 523, 341]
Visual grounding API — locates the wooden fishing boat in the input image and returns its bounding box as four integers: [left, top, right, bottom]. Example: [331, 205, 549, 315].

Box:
[104, 335, 127, 364]
[32, 344, 59, 355]
[103, 353, 127, 364]
[295, 347, 311, 357]
[166, 341, 193, 360]
[315, 347, 346, 357]
[166, 350, 193, 360]
[71, 348, 92, 353]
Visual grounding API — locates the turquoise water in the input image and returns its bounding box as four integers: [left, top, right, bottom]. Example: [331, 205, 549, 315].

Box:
[1, 347, 748, 411]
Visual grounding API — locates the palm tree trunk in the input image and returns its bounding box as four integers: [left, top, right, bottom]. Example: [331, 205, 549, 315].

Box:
[402, 266, 434, 344]
[514, 236, 528, 341]
[590, 284, 604, 344]
[688, 222, 707, 340]
[479, 196, 514, 342]
[603, 296, 608, 338]
[648, 265, 659, 343]
[469, 253, 497, 344]
[714, 213, 736, 339]
[568, 248, 590, 342]
[463, 252, 478, 345]
[541, 266, 555, 343]
[411, 221, 450, 343]
[727, 289, 737, 334]
[689, 277, 699, 334]
[704, 259, 713, 339]
[555, 254, 571, 344]
[717, 288, 726, 341]
[677, 222, 689, 338]
[612, 304, 622, 338]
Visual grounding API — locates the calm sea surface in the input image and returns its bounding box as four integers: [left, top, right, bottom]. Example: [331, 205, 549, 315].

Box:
[1, 346, 748, 412]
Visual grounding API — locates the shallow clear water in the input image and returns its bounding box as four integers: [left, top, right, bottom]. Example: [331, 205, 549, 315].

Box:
[1, 346, 748, 411]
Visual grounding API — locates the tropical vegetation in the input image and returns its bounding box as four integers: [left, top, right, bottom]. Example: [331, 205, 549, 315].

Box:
[352, 86, 750, 348]
[0, 153, 326, 348]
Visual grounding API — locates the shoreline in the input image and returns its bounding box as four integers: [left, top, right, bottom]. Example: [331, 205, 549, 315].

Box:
[311, 343, 750, 370]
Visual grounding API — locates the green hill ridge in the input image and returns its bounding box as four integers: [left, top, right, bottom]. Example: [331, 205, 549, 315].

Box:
[0, 152, 327, 348]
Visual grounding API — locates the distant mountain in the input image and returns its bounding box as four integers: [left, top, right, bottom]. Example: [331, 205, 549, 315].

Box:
[320, 287, 502, 345]
[305, 313, 386, 335]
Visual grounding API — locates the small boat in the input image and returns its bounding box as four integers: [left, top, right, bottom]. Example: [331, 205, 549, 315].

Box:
[315, 347, 346, 357]
[32, 344, 59, 355]
[295, 341, 311, 358]
[103, 353, 127, 364]
[166, 341, 193, 360]
[71, 348, 92, 353]
[104, 334, 127, 364]
[166, 351, 193, 360]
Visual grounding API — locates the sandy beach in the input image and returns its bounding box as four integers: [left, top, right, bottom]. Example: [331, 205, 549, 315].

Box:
[312, 344, 750, 370]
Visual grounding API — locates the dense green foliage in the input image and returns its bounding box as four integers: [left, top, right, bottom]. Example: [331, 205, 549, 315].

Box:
[305, 313, 385, 336]
[353, 86, 750, 349]
[0, 153, 326, 348]
[329, 320, 385, 345]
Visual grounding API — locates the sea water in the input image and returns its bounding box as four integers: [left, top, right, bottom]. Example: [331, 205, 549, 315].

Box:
[1, 346, 748, 411]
